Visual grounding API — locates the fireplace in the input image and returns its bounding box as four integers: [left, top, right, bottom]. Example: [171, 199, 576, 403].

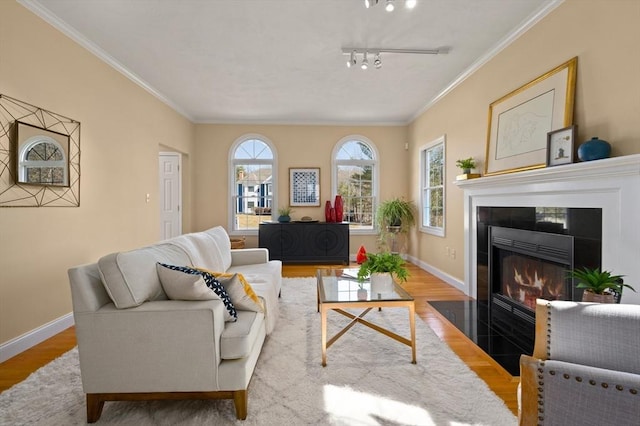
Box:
[480, 207, 601, 361]
[443, 154, 640, 374]
[489, 226, 576, 327]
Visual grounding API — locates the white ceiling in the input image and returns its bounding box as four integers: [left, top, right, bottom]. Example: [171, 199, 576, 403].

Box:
[23, 0, 558, 125]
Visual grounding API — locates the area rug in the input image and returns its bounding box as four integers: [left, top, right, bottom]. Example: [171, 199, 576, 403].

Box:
[0, 277, 516, 425]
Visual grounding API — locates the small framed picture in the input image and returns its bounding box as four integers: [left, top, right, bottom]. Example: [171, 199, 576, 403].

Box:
[546, 125, 577, 167]
[289, 167, 320, 206]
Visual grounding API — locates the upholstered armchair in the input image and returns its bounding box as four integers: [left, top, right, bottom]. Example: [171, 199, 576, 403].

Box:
[519, 299, 640, 426]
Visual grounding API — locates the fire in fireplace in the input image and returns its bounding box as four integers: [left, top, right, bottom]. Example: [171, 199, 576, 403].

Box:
[500, 252, 568, 311]
[489, 226, 575, 319]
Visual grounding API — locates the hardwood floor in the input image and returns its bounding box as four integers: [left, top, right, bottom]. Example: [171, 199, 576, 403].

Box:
[0, 262, 519, 415]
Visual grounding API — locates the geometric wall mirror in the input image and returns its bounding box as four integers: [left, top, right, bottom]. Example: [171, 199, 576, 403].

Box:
[0, 94, 80, 207]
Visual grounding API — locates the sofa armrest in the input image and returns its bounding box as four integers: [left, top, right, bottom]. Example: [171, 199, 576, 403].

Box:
[230, 248, 269, 266]
[74, 299, 226, 393]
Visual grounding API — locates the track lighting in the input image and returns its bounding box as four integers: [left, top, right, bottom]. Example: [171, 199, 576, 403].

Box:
[361, 52, 369, 70]
[343, 47, 449, 71]
[364, 0, 415, 11]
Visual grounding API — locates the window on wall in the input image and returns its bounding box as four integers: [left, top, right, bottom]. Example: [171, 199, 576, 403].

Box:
[230, 136, 276, 232]
[420, 136, 445, 236]
[332, 137, 378, 233]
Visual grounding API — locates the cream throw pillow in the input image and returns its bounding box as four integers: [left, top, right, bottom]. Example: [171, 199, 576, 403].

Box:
[156, 263, 220, 301]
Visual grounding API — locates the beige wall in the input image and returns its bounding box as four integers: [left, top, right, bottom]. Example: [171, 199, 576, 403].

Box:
[193, 124, 409, 250]
[0, 2, 195, 345]
[408, 0, 640, 281]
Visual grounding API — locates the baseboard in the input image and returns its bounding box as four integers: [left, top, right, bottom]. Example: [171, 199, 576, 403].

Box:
[406, 254, 466, 293]
[0, 312, 75, 363]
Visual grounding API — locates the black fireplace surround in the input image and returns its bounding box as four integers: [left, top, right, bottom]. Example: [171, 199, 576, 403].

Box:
[430, 206, 602, 375]
[479, 207, 601, 370]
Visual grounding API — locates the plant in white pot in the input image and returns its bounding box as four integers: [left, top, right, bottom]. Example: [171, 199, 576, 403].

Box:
[569, 267, 635, 303]
[357, 252, 409, 295]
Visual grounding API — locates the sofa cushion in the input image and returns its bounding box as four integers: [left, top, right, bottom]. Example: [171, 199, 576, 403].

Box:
[220, 310, 264, 360]
[165, 232, 226, 272]
[97, 244, 189, 309]
[158, 264, 237, 322]
[203, 226, 233, 271]
[211, 272, 264, 313]
[156, 263, 220, 301]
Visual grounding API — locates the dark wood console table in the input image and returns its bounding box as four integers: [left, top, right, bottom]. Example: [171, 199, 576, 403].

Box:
[258, 222, 349, 264]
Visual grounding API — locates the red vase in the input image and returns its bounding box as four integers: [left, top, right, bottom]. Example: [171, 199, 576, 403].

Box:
[334, 195, 343, 222]
[330, 207, 336, 223]
[325, 200, 332, 222]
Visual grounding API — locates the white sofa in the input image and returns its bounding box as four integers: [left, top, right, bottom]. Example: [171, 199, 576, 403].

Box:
[68, 226, 282, 422]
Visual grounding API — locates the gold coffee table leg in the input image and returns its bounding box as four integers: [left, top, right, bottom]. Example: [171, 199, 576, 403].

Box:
[409, 302, 416, 364]
[321, 305, 328, 367]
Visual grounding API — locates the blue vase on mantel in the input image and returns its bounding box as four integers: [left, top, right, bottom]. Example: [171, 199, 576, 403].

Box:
[577, 137, 611, 161]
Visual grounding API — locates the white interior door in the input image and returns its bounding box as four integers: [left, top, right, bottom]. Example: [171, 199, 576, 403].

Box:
[159, 152, 182, 240]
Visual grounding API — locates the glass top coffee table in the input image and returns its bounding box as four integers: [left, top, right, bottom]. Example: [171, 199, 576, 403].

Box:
[316, 268, 416, 366]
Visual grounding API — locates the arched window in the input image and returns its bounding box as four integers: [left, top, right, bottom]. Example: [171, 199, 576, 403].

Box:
[332, 136, 379, 233]
[229, 135, 277, 233]
[18, 136, 68, 186]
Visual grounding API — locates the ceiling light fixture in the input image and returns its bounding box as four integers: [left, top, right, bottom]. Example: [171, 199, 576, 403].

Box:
[374, 53, 382, 69]
[361, 52, 369, 70]
[346, 50, 357, 68]
[364, 0, 415, 11]
[342, 47, 449, 70]
[385, 0, 395, 12]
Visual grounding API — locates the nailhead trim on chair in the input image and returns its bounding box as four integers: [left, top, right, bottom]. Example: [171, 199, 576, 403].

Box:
[546, 302, 552, 359]
[539, 304, 551, 426]
[537, 360, 546, 425]
[547, 370, 639, 396]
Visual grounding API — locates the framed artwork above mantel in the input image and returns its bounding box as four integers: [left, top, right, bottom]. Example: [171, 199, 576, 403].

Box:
[484, 57, 577, 176]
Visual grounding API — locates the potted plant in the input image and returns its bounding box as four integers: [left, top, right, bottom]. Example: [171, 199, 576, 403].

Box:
[357, 252, 409, 294]
[569, 267, 635, 303]
[375, 198, 416, 251]
[456, 157, 477, 174]
[277, 206, 292, 223]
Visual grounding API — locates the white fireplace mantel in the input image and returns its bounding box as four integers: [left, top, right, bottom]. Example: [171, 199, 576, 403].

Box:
[455, 154, 640, 304]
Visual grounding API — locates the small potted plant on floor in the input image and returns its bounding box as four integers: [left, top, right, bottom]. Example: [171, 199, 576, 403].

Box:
[357, 252, 409, 294]
[569, 267, 635, 303]
[277, 206, 292, 223]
